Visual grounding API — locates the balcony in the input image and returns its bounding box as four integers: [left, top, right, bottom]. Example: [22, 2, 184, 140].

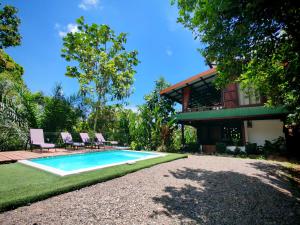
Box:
[181, 104, 224, 113]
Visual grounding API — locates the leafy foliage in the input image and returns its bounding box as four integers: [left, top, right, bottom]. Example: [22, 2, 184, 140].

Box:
[40, 84, 85, 132]
[61, 16, 139, 131]
[127, 77, 178, 151]
[245, 143, 258, 155]
[172, 0, 300, 123]
[0, 50, 24, 83]
[0, 3, 28, 150]
[0, 77, 29, 150]
[262, 137, 287, 156]
[0, 4, 21, 49]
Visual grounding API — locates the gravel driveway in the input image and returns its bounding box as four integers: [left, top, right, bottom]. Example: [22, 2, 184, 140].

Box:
[1, 155, 300, 225]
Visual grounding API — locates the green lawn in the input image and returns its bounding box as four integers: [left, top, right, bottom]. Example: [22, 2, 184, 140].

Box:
[0, 153, 187, 212]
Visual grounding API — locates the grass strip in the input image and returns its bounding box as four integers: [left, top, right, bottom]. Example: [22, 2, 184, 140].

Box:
[0, 153, 187, 212]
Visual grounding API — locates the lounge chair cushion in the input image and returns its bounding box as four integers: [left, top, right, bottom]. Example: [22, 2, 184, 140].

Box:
[79, 133, 90, 143]
[39, 143, 55, 148]
[73, 142, 85, 146]
[61, 132, 73, 143]
[95, 133, 105, 142]
[94, 141, 104, 146]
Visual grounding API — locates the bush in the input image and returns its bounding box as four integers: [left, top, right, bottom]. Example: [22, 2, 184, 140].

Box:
[245, 142, 258, 155]
[182, 142, 200, 153]
[216, 142, 226, 153]
[262, 137, 286, 156]
[233, 147, 241, 155]
[157, 145, 168, 152]
[130, 141, 143, 150]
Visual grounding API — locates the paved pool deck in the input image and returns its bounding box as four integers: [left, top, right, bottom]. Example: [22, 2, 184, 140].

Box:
[0, 147, 114, 163]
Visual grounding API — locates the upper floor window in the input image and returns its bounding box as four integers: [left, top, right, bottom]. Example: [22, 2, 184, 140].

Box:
[238, 83, 261, 105]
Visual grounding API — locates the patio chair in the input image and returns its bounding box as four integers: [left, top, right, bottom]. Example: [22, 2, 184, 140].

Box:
[61, 132, 84, 149]
[79, 133, 103, 149]
[95, 133, 118, 147]
[30, 129, 55, 151]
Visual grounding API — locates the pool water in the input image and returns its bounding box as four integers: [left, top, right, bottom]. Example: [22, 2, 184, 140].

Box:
[20, 150, 164, 176]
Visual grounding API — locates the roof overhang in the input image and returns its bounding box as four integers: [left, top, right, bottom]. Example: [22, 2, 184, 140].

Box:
[160, 68, 217, 104]
[176, 106, 288, 122]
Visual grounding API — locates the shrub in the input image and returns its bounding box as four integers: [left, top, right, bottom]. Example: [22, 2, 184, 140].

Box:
[216, 142, 226, 153]
[262, 137, 286, 156]
[245, 142, 258, 155]
[130, 141, 143, 150]
[234, 147, 241, 155]
[182, 142, 200, 153]
[157, 144, 168, 152]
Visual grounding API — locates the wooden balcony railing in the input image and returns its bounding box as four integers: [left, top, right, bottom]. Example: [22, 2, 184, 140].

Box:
[181, 104, 224, 113]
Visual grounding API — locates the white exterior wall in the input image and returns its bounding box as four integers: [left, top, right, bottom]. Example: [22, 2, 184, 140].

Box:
[245, 119, 284, 146]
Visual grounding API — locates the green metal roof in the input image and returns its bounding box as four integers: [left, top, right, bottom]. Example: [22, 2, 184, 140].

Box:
[176, 106, 288, 121]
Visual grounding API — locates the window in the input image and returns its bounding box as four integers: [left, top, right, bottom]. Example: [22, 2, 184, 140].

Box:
[238, 83, 261, 105]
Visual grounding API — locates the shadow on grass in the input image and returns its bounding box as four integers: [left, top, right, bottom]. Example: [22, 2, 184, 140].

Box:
[152, 162, 300, 225]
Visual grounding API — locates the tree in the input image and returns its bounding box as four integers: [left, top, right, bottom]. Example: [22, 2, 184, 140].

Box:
[133, 77, 176, 150]
[172, 0, 300, 123]
[0, 3, 29, 150]
[0, 4, 21, 49]
[41, 84, 84, 133]
[0, 3, 23, 82]
[0, 77, 28, 150]
[0, 50, 24, 83]
[61, 16, 139, 131]
[144, 77, 176, 124]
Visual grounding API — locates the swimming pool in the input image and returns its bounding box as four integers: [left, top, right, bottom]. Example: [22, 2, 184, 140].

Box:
[19, 150, 166, 176]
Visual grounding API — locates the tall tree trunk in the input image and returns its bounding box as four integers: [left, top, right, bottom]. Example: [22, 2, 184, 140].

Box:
[93, 94, 102, 132]
[93, 87, 105, 132]
[93, 104, 98, 132]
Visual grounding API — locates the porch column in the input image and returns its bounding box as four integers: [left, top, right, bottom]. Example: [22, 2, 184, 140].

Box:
[182, 86, 191, 112]
[242, 121, 248, 145]
[181, 123, 185, 147]
[243, 121, 249, 144]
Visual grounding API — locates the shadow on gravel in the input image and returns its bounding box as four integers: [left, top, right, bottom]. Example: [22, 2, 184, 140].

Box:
[152, 162, 300, 225]
[248, 161, 300, 190]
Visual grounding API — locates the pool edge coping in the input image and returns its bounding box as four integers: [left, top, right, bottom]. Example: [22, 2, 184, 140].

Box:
[18, 150, 167, 176]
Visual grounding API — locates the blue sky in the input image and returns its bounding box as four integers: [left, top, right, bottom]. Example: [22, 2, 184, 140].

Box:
[4, 0, 208, 108]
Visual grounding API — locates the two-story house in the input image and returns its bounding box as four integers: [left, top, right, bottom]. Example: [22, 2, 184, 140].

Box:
[160, 68, 288, 153]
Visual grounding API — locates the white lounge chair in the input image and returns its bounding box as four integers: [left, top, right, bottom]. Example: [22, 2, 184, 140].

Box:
[80, 133, 103, 149]
[30, 129, 55, 151]
[95, 133, 118, 147]
[61, 132, 84, 149]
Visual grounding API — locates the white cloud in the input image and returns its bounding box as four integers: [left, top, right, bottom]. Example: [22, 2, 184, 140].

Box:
[58, 31, 67, 37]
[166, 48, 173, 56]
[78, 0, 101, 10]
[125, 105, 138, 113]
[67, 24, 79, 33]
[57, 23, 79, 38]
[54, 23, 61, 29]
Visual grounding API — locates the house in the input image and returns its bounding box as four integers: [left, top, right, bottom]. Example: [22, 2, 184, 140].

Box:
[160, 68, 288, 153]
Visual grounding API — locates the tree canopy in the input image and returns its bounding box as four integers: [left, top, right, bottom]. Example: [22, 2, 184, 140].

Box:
[0, 3, 23, 83]
[41, 84, 85, 132]
[172, 0, 300, 123]
[134, 77, 176, 150]
[61, 16, 139, 131]
[0, 4, 21, 49]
